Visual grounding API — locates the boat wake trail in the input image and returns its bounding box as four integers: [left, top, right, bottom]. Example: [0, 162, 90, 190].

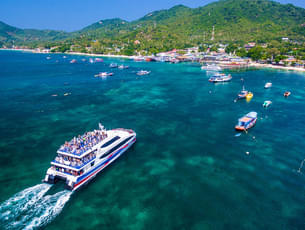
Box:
[0, 184, 72, 230]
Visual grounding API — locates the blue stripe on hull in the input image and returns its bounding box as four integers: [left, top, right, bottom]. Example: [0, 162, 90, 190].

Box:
[73, 137, 135, 190]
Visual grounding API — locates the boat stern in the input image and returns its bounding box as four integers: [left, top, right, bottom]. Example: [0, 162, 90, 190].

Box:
[235, 126, 245, 131]
[43, 167, 76, 190]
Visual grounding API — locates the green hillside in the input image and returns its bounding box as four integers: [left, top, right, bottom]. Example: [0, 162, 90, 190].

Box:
[0, 21, 69, 46]
[1, 0, 304, 52]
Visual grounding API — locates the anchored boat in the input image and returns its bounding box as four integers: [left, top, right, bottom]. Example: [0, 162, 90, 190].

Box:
[209, 73, 232, 83]
[264, 82, 272, 89]
[284, 91, 291, 97]
[235, 112, 257, 131]
[43, 124, 136, 191]
[263, 100, 272, 107]
[246, 92, 253, 100]
[118, 64, 129, 69]
[94, 72, 113, 78]
[109, 63, 118, 68]
[137, 70, 151, 76]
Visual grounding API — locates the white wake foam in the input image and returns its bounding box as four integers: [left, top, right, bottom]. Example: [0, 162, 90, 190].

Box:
[0, 184, 72, 230]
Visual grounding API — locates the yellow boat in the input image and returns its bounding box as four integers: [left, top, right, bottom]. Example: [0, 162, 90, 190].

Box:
[246, 92, 253, 100]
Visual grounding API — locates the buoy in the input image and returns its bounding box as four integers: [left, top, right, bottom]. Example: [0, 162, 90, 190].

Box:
[246, 151, 250, 155]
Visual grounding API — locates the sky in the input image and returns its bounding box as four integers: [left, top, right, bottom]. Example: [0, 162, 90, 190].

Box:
[0, 0, 304, 32]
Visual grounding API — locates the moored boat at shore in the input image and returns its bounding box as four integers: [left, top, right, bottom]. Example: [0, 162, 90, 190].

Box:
[43, 124, 136, 191]
[134, 56, 145, 62]
[201, 64, 222, 71]
[95, 58, 103, 62]
[235, 112, 257, 131]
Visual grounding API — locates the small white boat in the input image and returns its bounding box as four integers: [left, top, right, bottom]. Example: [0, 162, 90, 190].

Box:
[46, 56, 51, 60]
[95, 58, 103, 62]
[109, 63, 118, 68]
[89, 58, 94, 63]
[118, 65, 129, 69]
[263, 100, 272, 107]
[201, 64, 222, 71]
[70, 59, 77, 64]
[264, 82, 272, 89]
[209, 73, 232, 83]
[137, 70, 151, 76]
[94, 72, 114, 78]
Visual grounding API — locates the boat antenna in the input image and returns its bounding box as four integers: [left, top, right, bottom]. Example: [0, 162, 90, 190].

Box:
[99, 123, 104, 130]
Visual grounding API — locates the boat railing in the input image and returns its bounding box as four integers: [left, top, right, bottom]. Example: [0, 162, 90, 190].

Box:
[58, 131, 107, 156]
[53, 155, 96, 170]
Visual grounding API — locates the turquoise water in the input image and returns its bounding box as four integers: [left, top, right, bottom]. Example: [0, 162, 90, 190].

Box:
[1, 50, 305, 229]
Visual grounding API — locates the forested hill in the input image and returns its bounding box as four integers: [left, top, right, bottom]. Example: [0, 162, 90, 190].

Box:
[0, 21, 69, 46]
[1, 0, 305, 51]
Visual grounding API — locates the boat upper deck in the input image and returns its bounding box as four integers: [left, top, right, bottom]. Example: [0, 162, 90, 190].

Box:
[57, 129, 107, 157]
[57, 128, 134, 158]
[52, 128, 135, 172]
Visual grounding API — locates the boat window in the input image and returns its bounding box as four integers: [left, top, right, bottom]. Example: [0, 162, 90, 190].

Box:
[101, 136, 120, 148]
[91, 161, 95, 167]
[99, 136, 134, 159]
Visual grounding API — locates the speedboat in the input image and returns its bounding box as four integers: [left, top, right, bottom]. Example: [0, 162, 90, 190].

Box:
[263, 100, 272, 107]
[246, 92, 253, 100]
[137, 70, 151, 76]
[238, 86, 248, 99]
[238, 90, 248, 99]
[43, 124, 136, 191]
[118, 65, 129, 69]
[201, 64, 222, 71]
[70, 59, 77, 64]
[95, 58, 103, 62]
[109, 63, 118, 68]
[209, 73, 232, 83]
[284, 91, 291, 97]
[235, 112, 257, 131]
[264, 82, 272, 89]
[89, 58, 94, 63]
[134, 57, 145, 62]
[94, 72, 114, 78]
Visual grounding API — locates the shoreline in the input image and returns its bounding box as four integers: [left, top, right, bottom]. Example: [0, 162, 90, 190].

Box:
[1, 48, 304, 73]
[0, 48, 134, 59]
[249, 62, 305, 73]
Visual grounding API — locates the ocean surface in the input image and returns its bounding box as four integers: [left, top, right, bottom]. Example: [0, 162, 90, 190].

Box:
[0, 50, 305, 230]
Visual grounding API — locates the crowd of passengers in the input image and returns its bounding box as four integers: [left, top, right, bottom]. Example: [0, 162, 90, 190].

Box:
[55, 152, 96, 167]
[52, 166, 84, 176]
[58, 130, 107, 155]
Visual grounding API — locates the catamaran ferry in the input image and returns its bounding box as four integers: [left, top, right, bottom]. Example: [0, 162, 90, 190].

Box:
[43, 124, 136, 191]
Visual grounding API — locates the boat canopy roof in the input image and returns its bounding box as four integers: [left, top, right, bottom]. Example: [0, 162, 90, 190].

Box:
[240, 117, 252, 122]
[246, 112, 257, 118]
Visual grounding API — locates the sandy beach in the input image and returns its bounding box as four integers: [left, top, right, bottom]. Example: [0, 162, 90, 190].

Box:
[249, 62, 305, 72]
